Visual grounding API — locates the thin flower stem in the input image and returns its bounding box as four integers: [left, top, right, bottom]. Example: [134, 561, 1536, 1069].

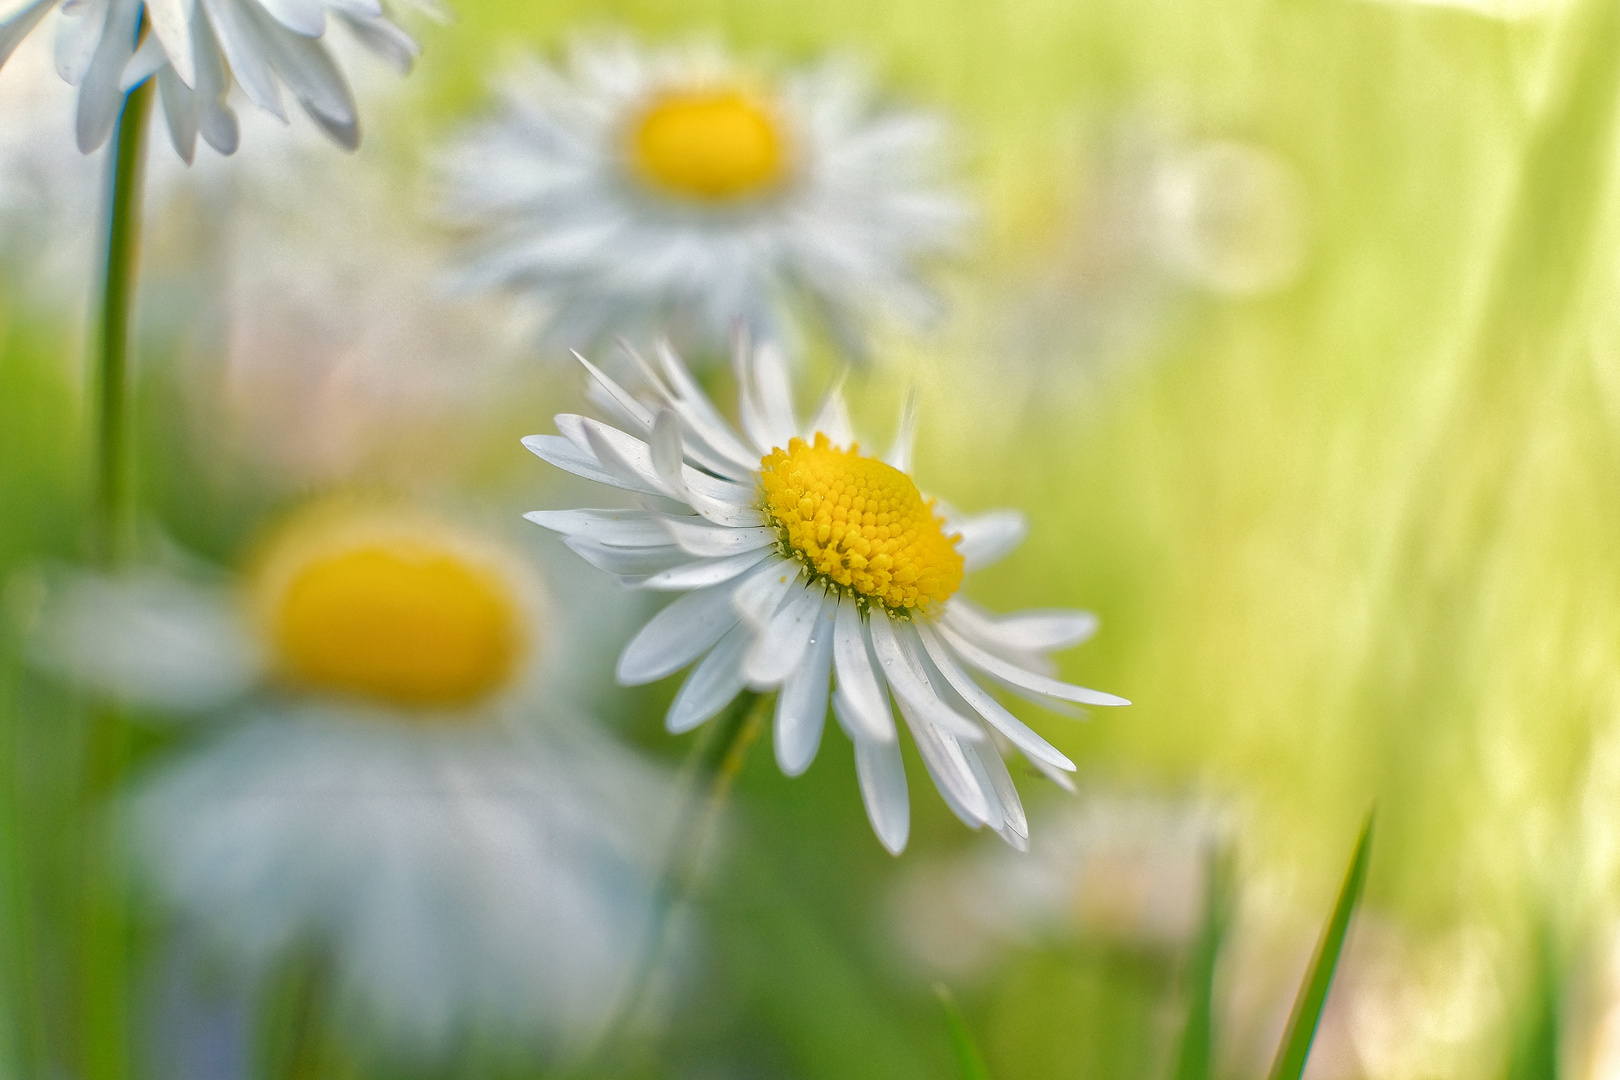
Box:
[582, 690, 769, 1065]
[94, 76, 155, 568]
[77, 76, 155, 1080]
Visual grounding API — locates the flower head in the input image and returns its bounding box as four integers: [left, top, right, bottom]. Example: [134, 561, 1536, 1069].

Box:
[524, 339, 1128, 854]
[0, 0, 434, 160]
[25, 501, 663, 1054]
[441, 39, 969, 362]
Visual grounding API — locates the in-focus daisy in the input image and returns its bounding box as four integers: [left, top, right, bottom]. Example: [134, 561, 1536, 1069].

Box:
[524, 338, 1128, 854]
[0, 0, 434, 160]
[26, 502, 663, 1055]
[442, 39, 968, 361]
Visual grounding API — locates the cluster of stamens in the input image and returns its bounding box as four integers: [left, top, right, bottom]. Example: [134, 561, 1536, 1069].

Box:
[759, 434, 963, 615]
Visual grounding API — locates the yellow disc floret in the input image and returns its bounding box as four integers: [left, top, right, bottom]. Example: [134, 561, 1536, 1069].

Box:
[251, 509, 527, 711]
[630, 87, 787, 202]
[760, 434, 963, 614]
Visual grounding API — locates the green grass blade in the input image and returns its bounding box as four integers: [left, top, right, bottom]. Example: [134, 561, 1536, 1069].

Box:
[1265, 812, 1374, 1080]
[934, 984, 992, 1080]
[1173, 845, 1233, 1080]
[1504, 924, 1560, 1080]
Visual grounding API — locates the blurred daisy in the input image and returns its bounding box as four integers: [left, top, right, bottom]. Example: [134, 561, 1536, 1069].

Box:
[889, 795, 1228, 981]
[0, 0, 435, 160]
[441, 39, 968, 361]
[26, 503, 663, 1055]
[524, 338, 1127, 854]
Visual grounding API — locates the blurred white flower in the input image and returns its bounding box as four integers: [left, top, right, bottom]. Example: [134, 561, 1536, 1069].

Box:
[25, 502, 665, 1057]
[523, 337, 1126, 854]
[440, 38, 969, 362]
[888, 795, 1227, 980]
[0, 0, 436, 160]
[1147, 140, 1309, 298]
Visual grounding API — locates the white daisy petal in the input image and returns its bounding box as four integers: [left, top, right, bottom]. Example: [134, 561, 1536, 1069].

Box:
[256, 0, 323, 36]
[252, 8, 357, 131]
[898, 699, 991, 826]
[831, 598, 896, 743]
[747, 339, 797, 449]
[730, 558, 802, 628]
[525, 508, 676, 548]
[743, 582, 824, 689]
[334, 11, 418, 75]
[145, 0, 195, 86]
[884, 389, 918, 472]
[866, 613, 983, 743]
[851, 724, 909, 855]
[574, 351, 653, 435]
[637, 547, 774, 592]
[200, 0, 286, 121]
[74, 0, 136, 152]
[561, 537, 689, 579]
[28, 572, 262, 712]
[966, 738, 1029, 849]
[156, 64, 199, 161]
[953, 603, 1100, 655]
[522, 434, 665, 499]
[616, 567, 777, 685]
[773, 596, 835, 776]
[120, 32, 168, 91]
[665, 622, 751, 733]
[914, 622, 1075, 772]
[806, 374, 856, 447]
[936, 619, 1130, 708]
[51, 0, 102, 83]
[953, 510, 1029, 571]
[661, 518, 777, 558]
[190, 8, 239, 153]
[568, 415, 762, 527]
[649, 340, 759, 471]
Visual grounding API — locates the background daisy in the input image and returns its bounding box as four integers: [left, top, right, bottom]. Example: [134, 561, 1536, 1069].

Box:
[27, 501, 665, 1057]
[525, 338, 1127, 854]
[440, 37, 970, 362]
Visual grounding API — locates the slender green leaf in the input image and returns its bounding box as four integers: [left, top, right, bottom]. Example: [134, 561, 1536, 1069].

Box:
[1266, 812, 1374, 1080]
[1173, 845, 1233, 1080]
[1503, 924, 1560, 1080]
[934, 984, 992, 1080]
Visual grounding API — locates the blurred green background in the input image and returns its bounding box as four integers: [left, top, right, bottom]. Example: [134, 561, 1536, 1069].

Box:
[6, 0, 1620, 1076]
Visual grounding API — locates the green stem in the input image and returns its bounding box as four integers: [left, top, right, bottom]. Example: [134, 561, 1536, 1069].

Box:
[581, 691, 768, 1064]
[78, 75, 155, 1080]
[94, 76, 154, 568]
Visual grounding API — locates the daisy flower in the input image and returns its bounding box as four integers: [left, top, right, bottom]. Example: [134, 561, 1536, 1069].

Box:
[523, 338, 1128, 854]
[0, 0, 434, 160]
[441, 38, 968, 362]
[26, 502, 663, 1054]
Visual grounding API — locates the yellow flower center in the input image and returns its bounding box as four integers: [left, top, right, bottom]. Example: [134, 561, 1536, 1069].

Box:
[254, 516, 526, 711]
[630, 88, 787, 202]
[760, 434, 963, 614]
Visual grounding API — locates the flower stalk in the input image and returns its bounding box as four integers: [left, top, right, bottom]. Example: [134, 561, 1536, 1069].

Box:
[586, 690, 768, 1059]
[78, 74, 155, 1080]
[93, 75, 155, 568]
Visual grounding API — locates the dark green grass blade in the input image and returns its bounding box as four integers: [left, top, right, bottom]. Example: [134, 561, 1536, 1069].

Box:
[934, 984, 992, 1080]
[1265, 812, 1374, 1080]
[1173, 846, 1234, 1080]
[1504, 924, 1560, 1080]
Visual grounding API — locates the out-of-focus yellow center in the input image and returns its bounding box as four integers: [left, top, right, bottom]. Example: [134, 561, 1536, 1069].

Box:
[630, 88, 786, 202]
[260, 526, 524, 710]
[760, 433, 963, 614]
